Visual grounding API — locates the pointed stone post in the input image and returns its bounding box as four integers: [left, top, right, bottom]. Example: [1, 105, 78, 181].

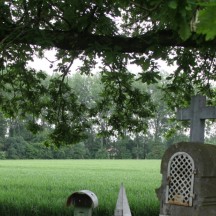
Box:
[114, 183, 132, 216]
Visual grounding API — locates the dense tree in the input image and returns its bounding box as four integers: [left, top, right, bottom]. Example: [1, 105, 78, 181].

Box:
[0, 112, 7, 152]
[4, 137, 28, 159]
[0, 0, 215, 145]
[0, 113, 7, 139]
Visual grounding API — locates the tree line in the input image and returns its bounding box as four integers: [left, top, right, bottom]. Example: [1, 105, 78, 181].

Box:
[0, 72, 216, 160]
[2, 71, 215, 160]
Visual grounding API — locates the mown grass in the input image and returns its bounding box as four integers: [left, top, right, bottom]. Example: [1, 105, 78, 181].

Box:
[0, 160, 161, 216]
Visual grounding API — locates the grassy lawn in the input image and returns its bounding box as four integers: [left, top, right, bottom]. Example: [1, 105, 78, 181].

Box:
[0, 160, 161, 216]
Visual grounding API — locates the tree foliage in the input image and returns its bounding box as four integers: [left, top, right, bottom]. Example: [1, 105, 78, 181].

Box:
[0, 0, 216, 145]
[1, 73, 216, 159]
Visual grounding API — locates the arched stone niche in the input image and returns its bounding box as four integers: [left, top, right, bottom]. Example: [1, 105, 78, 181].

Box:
[156, 142, 216, 216]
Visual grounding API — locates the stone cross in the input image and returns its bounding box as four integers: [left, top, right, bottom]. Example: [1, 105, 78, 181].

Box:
[176, 95, 216, 143]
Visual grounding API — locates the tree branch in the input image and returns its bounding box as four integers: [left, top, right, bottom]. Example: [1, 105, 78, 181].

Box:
[0, 24, 214, 53]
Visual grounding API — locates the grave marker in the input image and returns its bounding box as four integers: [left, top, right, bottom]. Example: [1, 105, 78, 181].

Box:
[177, 95, 216, 143]
[156, 95, 216, 216]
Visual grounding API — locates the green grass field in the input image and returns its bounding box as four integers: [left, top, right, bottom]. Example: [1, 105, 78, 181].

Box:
[0, 160, 161, 216]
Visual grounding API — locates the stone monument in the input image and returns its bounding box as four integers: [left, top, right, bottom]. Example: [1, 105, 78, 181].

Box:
[176, 95, 216, 143]
[156, 95, 216, 216]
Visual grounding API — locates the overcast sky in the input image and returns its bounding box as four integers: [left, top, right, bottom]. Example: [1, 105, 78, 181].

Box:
[28, 50, 176, 75]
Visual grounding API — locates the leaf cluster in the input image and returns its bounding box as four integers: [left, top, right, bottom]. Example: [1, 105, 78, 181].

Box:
[1, 0, 216, 145]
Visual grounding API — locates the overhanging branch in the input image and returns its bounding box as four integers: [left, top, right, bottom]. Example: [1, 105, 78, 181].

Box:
[0, 24, 214, 53]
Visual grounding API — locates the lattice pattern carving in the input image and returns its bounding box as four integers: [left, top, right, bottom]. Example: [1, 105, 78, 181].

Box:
[166, 152, 195, 207]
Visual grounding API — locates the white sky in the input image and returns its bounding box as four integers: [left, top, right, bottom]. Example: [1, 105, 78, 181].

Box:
[28, 50, 176, 75]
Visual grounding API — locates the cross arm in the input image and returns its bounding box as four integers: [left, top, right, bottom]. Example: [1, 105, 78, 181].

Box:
[200, 107, 216, 119]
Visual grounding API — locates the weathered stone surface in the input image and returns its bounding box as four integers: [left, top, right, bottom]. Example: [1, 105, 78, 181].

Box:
[177, 95, 216, 143]
[114, 183, 132, 216]
[156, 142, 216, 216]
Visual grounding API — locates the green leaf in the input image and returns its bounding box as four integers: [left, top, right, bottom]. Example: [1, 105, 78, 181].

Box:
[168, 1, 178, 9]
[141, 60, 150, 71]
[179, 20, 191, 40]
[137, 72, 161, 85]
[197, 2, 216, 7]
[197, 6, 216, 40]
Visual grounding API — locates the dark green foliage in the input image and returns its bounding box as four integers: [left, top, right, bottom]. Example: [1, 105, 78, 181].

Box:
[97, 71, 155, 136]
[2, 72, 215, 159]
[0, 0, 216, 145]
[197, 2, 216, 40]
[0, 112, 7, 146]
[4, 137, 28, 159]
